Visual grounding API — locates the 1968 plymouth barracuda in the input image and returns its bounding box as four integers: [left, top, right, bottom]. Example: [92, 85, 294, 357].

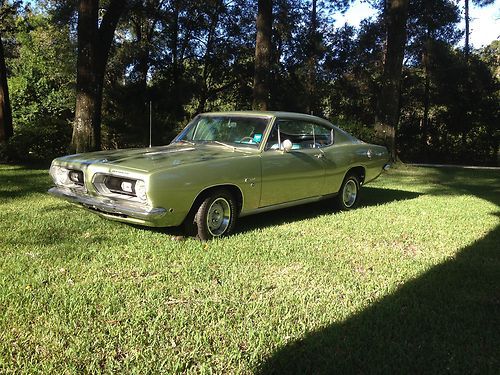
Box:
[49, 111, 390, 240]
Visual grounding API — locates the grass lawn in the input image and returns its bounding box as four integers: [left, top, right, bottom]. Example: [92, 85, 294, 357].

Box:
[0, 164, 499, 373]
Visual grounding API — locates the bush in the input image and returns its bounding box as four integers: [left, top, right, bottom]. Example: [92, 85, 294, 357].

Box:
[1, 122, 71, 163]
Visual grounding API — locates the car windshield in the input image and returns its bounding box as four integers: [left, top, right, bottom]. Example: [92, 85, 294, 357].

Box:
[174, 115, 270, 148]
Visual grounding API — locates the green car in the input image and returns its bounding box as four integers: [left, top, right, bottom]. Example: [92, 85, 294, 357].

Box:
[49, 111, 390, 240]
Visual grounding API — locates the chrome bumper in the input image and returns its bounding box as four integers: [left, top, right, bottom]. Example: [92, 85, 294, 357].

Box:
[48, 187, 167, 221]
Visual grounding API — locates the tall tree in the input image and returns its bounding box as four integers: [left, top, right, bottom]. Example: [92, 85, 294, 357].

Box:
[375, 0, 409, 159]
[464, 0, 470, 57]
[306, 0, 318, 114]
[70, 0, 127, 153]
[0, 31, 12, 144]
[0, 0, 19, 144]
[252, 0, 272, 110]
[406, 0, 459, 152]
[127, 0, 165, 91]
[464, 0, 495, 58]
[196, 0, 223, 113]
[6, 12, 75, 161]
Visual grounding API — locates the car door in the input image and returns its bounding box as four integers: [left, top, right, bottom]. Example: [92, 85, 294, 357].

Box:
[259, 118, 331, 207]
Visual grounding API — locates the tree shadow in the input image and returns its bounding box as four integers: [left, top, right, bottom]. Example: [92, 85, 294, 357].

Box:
[0, 168, 50, 201]
[257, 168, 500, 374]
[360, 186, 422, 207]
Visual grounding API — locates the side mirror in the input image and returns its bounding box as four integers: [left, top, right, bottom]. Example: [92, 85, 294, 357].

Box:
[282, 139, 293, 153]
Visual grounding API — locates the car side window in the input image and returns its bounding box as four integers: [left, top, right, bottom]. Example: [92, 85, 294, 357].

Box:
[265, 120, 334, 150]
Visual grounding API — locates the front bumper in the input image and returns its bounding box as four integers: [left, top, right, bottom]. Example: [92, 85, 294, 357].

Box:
[48, 187, 167, 223]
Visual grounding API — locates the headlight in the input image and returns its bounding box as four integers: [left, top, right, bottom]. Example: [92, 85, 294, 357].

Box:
[50, 165, 70, 186]
[121, 181, 133, 193]
[94, 174, 147, 201]
[68, 170, 84, 185]
[134, 180, 147, 201]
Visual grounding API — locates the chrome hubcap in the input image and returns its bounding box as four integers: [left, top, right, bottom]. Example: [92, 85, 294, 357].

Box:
[207, 198, 231, 236]
[342, 179, 357, 208]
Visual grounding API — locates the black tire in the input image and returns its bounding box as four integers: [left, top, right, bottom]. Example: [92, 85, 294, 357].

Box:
[189, 189, 237, 241]
[335, 174, 360, 211]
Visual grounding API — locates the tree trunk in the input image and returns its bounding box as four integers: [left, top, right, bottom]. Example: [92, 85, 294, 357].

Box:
[134, 18, 149, 92]
[422, 36, 431, 155]
[197, 5, 221, 114]
[464, 0, 470, 58]
[306, 0, 317, 115]
[375, 0, 409, 160]
[71, 0, 98, 153]
[0, 33, 13, 144]
[170, 0, 183, 117]
[252, 0, 272, 111]
[70, 0, 125, 153]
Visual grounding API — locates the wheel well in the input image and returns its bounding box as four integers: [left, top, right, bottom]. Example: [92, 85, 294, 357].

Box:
[189, 185, 244, 216]
[346, 166, 366, 185]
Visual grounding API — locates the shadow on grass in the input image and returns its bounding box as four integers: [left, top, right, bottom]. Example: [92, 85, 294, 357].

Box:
[128, 187, 421, 238]
[1, 164, 421, 238]
[235, 187, 421, 235]
[257, 168, 500, 374]
[0, 169, 50, 200]
[360, 186, 422, 207]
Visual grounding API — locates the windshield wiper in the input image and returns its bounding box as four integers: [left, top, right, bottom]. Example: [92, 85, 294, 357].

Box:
[211, 141, 236, 152]
[174, 139, 196, 146]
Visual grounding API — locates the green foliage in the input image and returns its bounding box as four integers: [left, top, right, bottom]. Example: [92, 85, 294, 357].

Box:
[479, 40, 500, 81]
[0, 0, 21, 34]
[398, 41, 499, 165]
[6, 12, 75, 162]
[98, 0, 257, 148]
[329, 117, 378, 144]
[1, 122, 71, 162]
[2, 0, 498, 165]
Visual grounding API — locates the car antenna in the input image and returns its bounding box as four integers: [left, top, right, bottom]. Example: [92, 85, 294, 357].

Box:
[149, 100, 152, 148]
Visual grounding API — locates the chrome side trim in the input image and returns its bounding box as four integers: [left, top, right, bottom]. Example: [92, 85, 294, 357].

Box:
[48, 187, 166, 220]
[239, 194, 336, 217]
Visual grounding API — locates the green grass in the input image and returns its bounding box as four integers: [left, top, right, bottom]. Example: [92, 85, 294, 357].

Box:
[0, 164, 499, 373]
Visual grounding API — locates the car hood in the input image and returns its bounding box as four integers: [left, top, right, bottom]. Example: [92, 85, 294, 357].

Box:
[55, 143, 258, 173]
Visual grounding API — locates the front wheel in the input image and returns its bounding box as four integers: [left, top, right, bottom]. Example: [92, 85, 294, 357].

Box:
[335, 174, 360, 210]
[191, 190, 237, 241]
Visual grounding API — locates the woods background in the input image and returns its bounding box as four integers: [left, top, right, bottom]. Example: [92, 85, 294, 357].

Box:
[0, 0, 498, 165]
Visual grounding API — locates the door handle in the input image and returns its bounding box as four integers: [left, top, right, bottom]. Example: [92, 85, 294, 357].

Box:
[315, 153, 324, 159]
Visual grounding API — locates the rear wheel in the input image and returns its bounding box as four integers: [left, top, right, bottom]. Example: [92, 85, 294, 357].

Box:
[336, 174, 360, 210]
[189, 189, 237, 241]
